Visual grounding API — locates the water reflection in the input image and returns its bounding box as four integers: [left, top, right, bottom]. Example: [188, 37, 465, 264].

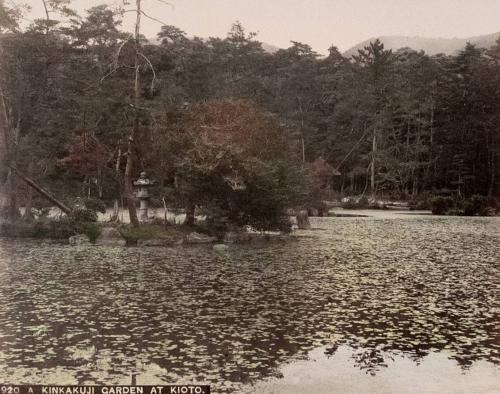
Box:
[0, 215, 499, 392]
[246, 345, 500, 393]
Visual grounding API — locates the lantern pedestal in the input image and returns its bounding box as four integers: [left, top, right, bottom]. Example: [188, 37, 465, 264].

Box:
[133, 171, 155, 223]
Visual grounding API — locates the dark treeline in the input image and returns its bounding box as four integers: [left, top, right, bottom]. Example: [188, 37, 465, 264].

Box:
[1, 1, 499, 226]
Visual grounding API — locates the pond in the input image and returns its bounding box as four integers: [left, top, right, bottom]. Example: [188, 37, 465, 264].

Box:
[0, 211, 499, 393]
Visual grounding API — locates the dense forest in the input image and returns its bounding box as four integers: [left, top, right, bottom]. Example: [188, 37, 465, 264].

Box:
[1, 0, 499, 229]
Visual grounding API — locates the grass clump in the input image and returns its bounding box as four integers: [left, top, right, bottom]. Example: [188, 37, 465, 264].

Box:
[118, 224, 192, 243]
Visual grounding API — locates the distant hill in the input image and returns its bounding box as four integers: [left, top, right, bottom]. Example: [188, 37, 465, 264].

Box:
[148, 35, 281, 54]
[261, 42, 280, 54]
[343, 32, 500, 57]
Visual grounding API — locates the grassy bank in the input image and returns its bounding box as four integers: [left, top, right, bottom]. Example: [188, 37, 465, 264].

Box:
[0, 218, 101, 242]
[0, 218, 217, 245]
[118, 223, 210, 244]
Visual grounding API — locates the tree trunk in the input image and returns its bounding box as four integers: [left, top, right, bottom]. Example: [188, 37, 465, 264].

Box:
[123, 0, 143, 228]
[296, 210, 311, 230]
[108, 200, 118, 222]
[124, 137, 139, 226]
[184, 203, 195, 226]
[488, 133, 496, 197]
[162, 197, 168, 228]
[0, 82, 20, 220]
[97, 167, 103, 198]
[301, 136, 305, 163]
[3, 170, 19, 221]
[41, 0, 51, 35]
[23, 158, 34, 221]
[371, 128, 377, 198]
[110, 147, 122, 222]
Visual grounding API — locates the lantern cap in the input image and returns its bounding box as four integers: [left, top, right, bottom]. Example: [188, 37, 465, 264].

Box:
[133, 171, 155, 186]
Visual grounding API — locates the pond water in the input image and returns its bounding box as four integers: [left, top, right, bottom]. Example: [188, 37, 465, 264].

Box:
[0, 211, 499, 393]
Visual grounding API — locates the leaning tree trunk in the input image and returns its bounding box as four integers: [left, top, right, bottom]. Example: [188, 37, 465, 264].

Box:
[9, 166, 72, 214]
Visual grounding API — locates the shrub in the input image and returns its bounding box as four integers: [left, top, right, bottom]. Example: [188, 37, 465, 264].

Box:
[44, 217, 99, 241]
[429, 194, 497, 216]
[316, 201, 330, 217]
[460, 195, 490, 216]
[409, 200, 431, 210]
[430, 196, 455, 215]
[0, 206, 10, 219]
[69, 208, 98, 222]
[341, 198, 358, 209]
[0, 217, 100, 242]
[446, 208, 464, 216]
[0, 222, 40, 238]
[409, 193, 432, 210]
[118, 224, 187, 243]
[358, 196, 369, 208]
[82, 198, 106, 214]
[198, 206, 230, 238]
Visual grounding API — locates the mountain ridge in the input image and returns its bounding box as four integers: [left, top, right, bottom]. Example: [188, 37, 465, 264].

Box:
[343, 31, 500, 57]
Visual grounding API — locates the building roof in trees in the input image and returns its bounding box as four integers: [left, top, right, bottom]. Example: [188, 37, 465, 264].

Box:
[309, 157, 341, 177]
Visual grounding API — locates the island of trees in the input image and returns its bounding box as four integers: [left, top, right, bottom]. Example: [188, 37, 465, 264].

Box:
[0, 0, 499, 242]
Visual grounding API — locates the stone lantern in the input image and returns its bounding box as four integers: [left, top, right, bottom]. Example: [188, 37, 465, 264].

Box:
[133, 171, 155, 222]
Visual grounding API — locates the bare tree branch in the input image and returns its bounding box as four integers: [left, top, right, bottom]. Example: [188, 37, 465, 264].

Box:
[156, 0, 173, 7]
[139, 10, 167, 26]
[99, 34, 132, 84]
[113, 34, 133, 68]
[99, 66, 121, 84]
[138, 52, 157, 94]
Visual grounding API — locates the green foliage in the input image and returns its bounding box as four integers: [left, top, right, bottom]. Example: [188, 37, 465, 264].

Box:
[430, 196, 455, 215]
[0, 221, 45, 238]
[197, 205, 231, 237]
[430, 195, 497, 216]
[69, 208, 98, 222]
[0, 0, 22, 32]
[47, 217, 100, 242]
[461, 195, 489, 216]
[118, 224, 193, 243]
[409, 199, 431, 211]
[0, 217, 100, 242]
[82, 198, 106, 214]
[154, 99, 306, 232]
[1, 7, 499, 218]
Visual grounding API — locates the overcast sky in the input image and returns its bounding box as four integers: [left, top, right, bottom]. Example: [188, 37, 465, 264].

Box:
[25, 0, 500, 54]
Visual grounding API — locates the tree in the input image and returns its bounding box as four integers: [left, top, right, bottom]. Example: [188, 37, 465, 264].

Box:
[352, 39, 397, 198]
[0, 0, 22, 33]
[154, 99, 305, 231]
[435, 43, 497, 196]
[486, 38, 500, 196]
[122, 0, 144, 227]
[265, 41, 322, 163]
